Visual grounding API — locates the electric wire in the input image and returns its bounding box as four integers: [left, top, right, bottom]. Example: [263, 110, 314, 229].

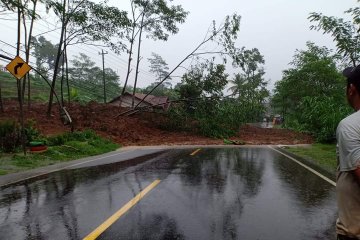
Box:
[0, 14, 158, 79]
[0, 43, 122, 100]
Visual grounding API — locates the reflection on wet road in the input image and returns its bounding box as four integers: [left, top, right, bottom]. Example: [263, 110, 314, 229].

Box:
[0, 147, 336, 240]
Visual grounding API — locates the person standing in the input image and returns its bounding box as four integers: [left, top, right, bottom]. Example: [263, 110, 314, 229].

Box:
[336, 66, 360, 240]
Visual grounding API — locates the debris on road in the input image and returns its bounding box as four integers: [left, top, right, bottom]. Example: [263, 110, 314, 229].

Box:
[0, 100, 313, 146]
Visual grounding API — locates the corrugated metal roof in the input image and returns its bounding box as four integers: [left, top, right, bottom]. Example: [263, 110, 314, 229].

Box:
[110, 92, 170, 110]
[133, 93, 168, 106]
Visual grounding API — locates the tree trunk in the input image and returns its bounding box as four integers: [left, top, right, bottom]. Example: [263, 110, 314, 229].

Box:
[65, 44, 70, 105]
[122, 2, 137, 96]
[122, 27, 135, 96]
[17, 0, 26, 155]
[132, 13, 145, 108]
[26, 1, 37, 110]
[60, 58, 65, 106]
[21, 12, 28, 100]
[64, 0, 70, 106]
[47, 0, 66, 116]
[115, 17, 227, 117]
[0, 80, 3, 113]
[20, 0, 36, 105]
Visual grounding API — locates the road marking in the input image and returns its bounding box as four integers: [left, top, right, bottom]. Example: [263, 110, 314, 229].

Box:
[268, 146, 336, 187]
[0, 150, 132, 188]
[190, 148, 201, 156]
[83, 180, 161, 240]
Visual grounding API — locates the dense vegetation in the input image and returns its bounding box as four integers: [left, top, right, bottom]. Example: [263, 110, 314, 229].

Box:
[167, 50, 269, 138]
[271, 3, 360, 143]
[271, 42, 352, 142]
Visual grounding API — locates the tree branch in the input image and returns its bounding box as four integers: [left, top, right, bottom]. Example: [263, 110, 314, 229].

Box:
[115, 22, 227, 118]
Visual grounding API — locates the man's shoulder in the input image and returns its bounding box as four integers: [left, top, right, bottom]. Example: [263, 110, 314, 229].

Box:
[340, 111, 360, 125]
[339, 111, 360, 130]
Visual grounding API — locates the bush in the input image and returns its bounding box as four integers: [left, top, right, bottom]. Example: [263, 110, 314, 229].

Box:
[161, 103, 193, 131]
[0, 120, 43, 152]
[161, 98, 251, 139]
[197, 116, 236, 138]
[0, 120, 21, 153]
[24, 119, 40, 142]
[285, 96, 352, 142]
[46, 134, 66, 146]
[47, 130, 100, 146]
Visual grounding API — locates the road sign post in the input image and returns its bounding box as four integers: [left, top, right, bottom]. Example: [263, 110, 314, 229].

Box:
[6, 56, 31, 156]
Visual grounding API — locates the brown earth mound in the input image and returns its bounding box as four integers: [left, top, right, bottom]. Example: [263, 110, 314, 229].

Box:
[235, 124, 313, 145]
[0, 100, 313, 146]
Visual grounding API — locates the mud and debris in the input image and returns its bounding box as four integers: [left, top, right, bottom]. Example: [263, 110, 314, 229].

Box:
[0, 100, 313, 146]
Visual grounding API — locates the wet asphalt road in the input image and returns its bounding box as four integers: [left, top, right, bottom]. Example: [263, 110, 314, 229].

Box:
[0, 147, 336, 240]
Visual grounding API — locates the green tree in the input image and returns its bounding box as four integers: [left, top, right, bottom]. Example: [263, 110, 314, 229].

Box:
[143, 52, 173, 97]
[121, 0, 188, 108]
[295, 96, 351, 142]
[142, 82, 178, 99]
[148, 52, 171, 82]
[118, 13, 242, 117]
[69, 53, 120, 102]
[309, 6, 360, 66]
[272, 42, 348, 142]
[171, 62, 236, 138]
[22, 0, 40, 109]
[0, 0, 25, 13]
[31, 36, 59, 77]
[177, 65, 204, 102]
[272, 42, 344, 114]
[0, 0, 40, 14]
[178, 62, 228, 101]
[229, 48, 269, 121]
[228, 73, 246, 97]
[46, 0, 130, 115]
[175, 61, 230, 127]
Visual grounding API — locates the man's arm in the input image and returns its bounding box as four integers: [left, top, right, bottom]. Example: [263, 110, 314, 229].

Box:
[354, 167, 360, 185]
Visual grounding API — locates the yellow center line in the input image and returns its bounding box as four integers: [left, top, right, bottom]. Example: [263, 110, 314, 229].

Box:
[190, 148, 201, 156]
[83, 179, 161, 240]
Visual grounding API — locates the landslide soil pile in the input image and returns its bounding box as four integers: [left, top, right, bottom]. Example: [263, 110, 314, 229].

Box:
[0, 100, 313, 146]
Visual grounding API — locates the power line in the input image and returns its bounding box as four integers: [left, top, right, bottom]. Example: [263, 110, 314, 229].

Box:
[0, 16, 170, 88]
[0, 39, 156, 93]
[0, 15, 158, 81]
[0, 17, 18, 21]
[33, 27, 62, 37]
[0, 42, 121, 97]
[1, 15, 157, 75]
[69, 82, 116, 100]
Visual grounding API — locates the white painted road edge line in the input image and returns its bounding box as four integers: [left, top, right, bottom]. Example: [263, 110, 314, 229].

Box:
[268, 146, 336, 187]
[0, 150, 132, 188]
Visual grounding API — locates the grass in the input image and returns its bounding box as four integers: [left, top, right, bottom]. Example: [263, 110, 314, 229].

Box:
[0, 71, 49, 100]
[0, 130, 119, 175]
[0, 71, 74, 102]
[0, 71, 119, 104]
[284, 143, 337, 173]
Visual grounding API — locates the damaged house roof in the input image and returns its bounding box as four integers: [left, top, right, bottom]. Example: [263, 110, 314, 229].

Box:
[109, 92, 171, 111]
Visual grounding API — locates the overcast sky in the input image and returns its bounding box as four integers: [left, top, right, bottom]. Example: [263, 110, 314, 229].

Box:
[0, 0, 358, 91]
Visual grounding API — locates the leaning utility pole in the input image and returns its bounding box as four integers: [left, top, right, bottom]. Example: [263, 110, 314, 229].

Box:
[99, 50, 108, 103]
